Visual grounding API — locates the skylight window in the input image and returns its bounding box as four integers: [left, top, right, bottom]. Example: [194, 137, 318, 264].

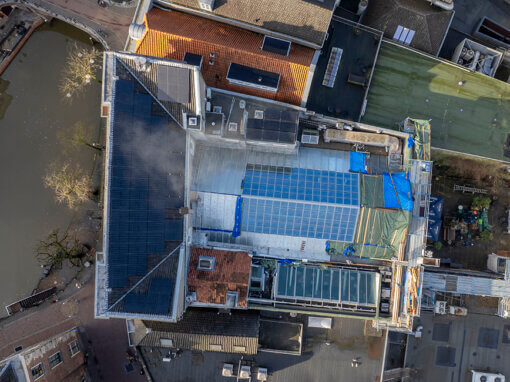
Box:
[261, 36, 291, 56]
[197, 256, 215, 271]
[227, 63, 280, 93]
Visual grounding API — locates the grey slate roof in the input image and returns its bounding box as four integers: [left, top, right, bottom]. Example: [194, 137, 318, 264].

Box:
[159, 0, 336, 47]
[362, 0, 452, 55]
[134, 309, 260, 354]
[117, 54, 199, 127]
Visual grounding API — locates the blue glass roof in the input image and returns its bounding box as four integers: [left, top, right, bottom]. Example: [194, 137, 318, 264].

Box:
[241, 165, 360, 242]
[107, 78, 185, 293]
[243, 166, 359, 205]
[241, 198, 358, 242]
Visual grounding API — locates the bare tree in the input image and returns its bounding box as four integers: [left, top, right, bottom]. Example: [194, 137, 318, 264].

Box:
[59, 42, 102, 101]
[57, 122, 102, 152]
[36, 229, 85, 268]
[44, 162, 92, 209]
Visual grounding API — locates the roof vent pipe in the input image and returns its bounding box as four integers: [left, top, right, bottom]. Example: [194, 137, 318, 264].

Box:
[129, 23, 146, 41]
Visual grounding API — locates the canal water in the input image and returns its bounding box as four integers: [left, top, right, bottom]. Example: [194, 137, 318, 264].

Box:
[0, 19, 101, 316]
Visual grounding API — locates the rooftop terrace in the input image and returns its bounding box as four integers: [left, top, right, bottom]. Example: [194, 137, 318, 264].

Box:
[362, 42, 510, 162]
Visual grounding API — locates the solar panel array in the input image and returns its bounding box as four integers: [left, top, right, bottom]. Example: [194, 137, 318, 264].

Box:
[262, 36, 291, 56]
[241, 198, 357, 241]
[246, 109, 298, 144]
[276, 263, 377, 305]
[108, 79, 185, 290]
[243, 165, 359, 205]
[227, 63, 280, 91]
[123, 278, 173, 314]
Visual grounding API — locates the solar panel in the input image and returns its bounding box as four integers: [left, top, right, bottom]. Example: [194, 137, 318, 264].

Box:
[227, 63, 280, 93]
[243, 166, 359, 205]
[262, 36, 291, 56]
[275, 263, 376, 305]
[241, 197, 358, 242]
[107, 78, 185, 292]
[157, 65, 190, 103]
[246, 109, 298, 144]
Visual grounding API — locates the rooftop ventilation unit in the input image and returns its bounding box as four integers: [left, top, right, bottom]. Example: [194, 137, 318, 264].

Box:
[239, 366, 251, 379]
[254, 110, 264, 119]
[188, 117, 198, 127]
[198, 0, 214, 11]
[301, 129, 319, 144]
[228, 122, 238, 131]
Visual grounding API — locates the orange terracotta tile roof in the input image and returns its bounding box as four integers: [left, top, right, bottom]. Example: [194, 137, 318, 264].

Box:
[135, 8, 315, 105]
[187, 248, 252, 307]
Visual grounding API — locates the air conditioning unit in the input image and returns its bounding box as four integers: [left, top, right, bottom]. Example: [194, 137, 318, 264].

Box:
[471, 370, 505, 382]
[301, 129, 319, 144]
[206, 101, 211, 112]
[254, 110, 264, 119]
[228, 122, 238, 131]
[206, 88, 212, 99]
[188, 117, 197, 126]
[222, 364, 234, 377]
[213, 105, 222, 113]
[198, 0, 214, 11]
[239, 366, 251, 379]
[239, 100, 246, 109]
[435, 301, 447, 315]
[257, 368, 268, 381]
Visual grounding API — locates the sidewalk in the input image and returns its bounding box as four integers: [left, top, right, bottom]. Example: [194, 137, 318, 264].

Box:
[0, 0, 134, 49]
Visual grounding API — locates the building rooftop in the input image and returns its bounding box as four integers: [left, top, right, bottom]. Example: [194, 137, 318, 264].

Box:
[139, 314, 385, 382]
[201, 88, 303, 144]
[98, 52, 189, 320]
[404, 311, 510, 381]
[439, 0, 510, 61]
[132, 308, 260, 354]
[187, 248, 252, 307]
[191, 142, 363, 261]
[361, 42, 510, 162]
[362, 0, 452, 56]
[306, 17, 382, 121]
[135, 8, 315, 105]
[157, 0, 336, 47]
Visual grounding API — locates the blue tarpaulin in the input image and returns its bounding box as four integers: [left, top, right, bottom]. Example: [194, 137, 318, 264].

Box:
[232, 196, 243, 237]
[427, 195, 444, 241]
[349, 152, 367, 173]
[383, 172, 413, 212]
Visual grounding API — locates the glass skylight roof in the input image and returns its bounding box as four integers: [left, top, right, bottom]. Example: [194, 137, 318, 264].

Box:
[275, 263, 377, 306]
[243, 165, 359, 205]
[241, 198, 358, 241]
[240, 165, 360, 242]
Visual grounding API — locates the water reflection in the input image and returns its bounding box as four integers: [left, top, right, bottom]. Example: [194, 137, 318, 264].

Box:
[0, 19, 101, 315]
[0, 78, 13, 120]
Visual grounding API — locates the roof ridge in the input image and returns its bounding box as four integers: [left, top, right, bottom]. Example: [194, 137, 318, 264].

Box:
[115, 56, 184, 128]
